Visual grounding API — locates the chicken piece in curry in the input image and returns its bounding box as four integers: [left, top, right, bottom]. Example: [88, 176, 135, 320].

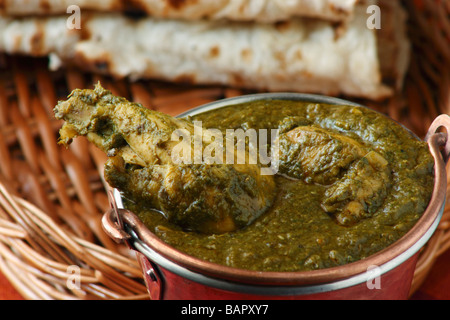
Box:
[54, 84, 275, 234]
[277, 123, 391, 226]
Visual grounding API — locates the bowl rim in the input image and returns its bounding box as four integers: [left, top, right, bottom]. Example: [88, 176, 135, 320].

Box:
[109, 93, 447, 289]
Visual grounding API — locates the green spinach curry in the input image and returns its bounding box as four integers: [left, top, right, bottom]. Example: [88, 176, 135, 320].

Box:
[128, 100, 434, 272]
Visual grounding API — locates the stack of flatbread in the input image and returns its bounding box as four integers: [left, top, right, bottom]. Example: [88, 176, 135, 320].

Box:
[0, 0, 409, 100]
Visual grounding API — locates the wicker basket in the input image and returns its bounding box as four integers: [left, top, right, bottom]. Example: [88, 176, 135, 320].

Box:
[0, 0, 449, 299]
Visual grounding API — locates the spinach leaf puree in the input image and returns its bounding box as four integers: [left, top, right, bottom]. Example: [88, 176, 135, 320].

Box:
[129, 100, 434, 272]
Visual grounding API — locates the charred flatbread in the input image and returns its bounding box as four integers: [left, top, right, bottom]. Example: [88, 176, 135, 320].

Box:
[0, 2, 408, 100]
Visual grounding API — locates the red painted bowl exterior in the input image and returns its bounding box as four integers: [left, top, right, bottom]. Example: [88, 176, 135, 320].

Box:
[137, 252, 419, 300]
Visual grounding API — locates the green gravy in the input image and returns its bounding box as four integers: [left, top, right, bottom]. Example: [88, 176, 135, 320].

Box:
[129, 100, 434, 272]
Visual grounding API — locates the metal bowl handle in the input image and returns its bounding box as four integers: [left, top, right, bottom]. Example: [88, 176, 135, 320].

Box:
[101, 190, 132, 245]
[425, 114, 450, 164]
[102, 207, 131, 243]
[101, 193, 164, 299]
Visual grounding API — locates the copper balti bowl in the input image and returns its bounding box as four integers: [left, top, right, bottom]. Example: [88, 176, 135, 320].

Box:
[102, 93, 450, 300]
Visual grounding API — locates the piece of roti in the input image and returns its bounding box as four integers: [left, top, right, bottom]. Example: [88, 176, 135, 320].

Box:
[0, 0, 358, 22]
[0, 2, 407, 100]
